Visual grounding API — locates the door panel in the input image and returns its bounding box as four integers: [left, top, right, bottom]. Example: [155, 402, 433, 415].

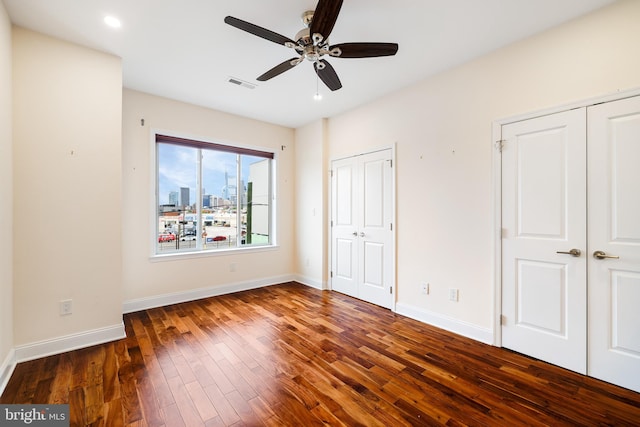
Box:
[588, 96, 640, 392]
[331, 157, 358, 295]
[517, 260, 566, 336]
[362, 160, 385, 228]
[517, 128, 567, 238]
[502, 108, 587, 374]
[359, 151, 393, 308]
[335, 239, 354, 281]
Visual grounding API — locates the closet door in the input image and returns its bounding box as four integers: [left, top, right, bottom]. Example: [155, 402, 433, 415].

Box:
[588, 96, 640, 393]
[331, 156, 358, 297]
[357, 150, 394, 309]
[331, 149, 394, 309]
[501, 108, 587, 374]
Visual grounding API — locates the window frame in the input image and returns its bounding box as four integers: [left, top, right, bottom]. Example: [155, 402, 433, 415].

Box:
[150, 131, 277, 260]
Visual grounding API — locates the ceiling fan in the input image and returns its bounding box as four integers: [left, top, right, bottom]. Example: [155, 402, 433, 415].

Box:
[224, 0, 398, 91]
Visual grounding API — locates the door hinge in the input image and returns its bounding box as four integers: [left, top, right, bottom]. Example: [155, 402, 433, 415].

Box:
[389, 286, 393, 294]
[500, 314, 506, 325]
[390, 223, 393, 231]
[330, 271, 333, 278]
[331, 220, 333, 227]
[495, 139, 505, 152]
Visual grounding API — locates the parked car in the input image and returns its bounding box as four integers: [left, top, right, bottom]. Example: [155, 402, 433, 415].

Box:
[180, 235, 196, 241]
[158, 233, 176, 242]
[212, 235, 227, 242]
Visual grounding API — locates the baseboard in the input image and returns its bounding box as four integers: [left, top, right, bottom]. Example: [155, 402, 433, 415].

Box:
[13, 322, 126, 364]
[395, 302, 494, 345]
[293, 274, 327, 290]
[122, 274, 296, 313]
[0, 348, 16, 397]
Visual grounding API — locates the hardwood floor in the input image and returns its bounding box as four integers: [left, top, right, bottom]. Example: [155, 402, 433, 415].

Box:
[2, 282, 639, 426]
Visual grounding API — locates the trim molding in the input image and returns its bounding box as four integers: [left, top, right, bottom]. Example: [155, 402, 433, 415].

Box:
[293, 274, 327, 290]
[0, 348, 16, 397]
[123, 274, 296, 313]
[13, 323, 126, 364]
[395, 302, 493, 345]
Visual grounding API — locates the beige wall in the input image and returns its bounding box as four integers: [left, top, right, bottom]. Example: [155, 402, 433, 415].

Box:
[0, 0, 13, 378]
[319, 0, 640, 335]
[3, 0, 638, 372]
[12, 28, 123, 345]
[121, 89, 295, 304]
[294, 119, 328, 288]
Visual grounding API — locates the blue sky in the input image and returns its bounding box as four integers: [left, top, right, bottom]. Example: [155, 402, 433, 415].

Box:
[157, 143, 260, 205]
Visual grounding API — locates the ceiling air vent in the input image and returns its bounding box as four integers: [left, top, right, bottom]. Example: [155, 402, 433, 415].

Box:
[227, 77, 256, 90]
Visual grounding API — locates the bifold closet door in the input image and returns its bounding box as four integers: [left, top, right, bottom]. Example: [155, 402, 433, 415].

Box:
[331, 150, 394, 309]
[587, 96, 640, 393]
[502, 95, 640, 393]
[501, 108, 587, 374]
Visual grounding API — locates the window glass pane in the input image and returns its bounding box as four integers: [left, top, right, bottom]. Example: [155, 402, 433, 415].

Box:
[156, 137, 274, 255]
[157, 143, 197, 253]
[242, 154, 271, 246]
[202, 149, 238, 249]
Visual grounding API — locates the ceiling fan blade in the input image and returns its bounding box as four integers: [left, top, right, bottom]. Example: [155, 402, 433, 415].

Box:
[310, 0, 343, 41]
[330, 42, 399, 58]
[224, 16, 295, 46]
[314, 59, 342, 91]
[257, 58, 301, 81]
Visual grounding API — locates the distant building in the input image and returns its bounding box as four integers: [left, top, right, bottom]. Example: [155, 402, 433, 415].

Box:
[180, 187, 190, 207]
[168, 191, 178, 206]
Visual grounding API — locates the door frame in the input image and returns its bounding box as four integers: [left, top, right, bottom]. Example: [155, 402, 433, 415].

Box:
[492, 87, 640, 347]
[329, 144, 397, 311]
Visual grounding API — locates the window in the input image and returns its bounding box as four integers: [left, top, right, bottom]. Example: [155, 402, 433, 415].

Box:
[155, 134, 274, 255]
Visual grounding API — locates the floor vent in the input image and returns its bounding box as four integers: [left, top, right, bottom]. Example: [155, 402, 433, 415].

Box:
[227, 77, 256, 89]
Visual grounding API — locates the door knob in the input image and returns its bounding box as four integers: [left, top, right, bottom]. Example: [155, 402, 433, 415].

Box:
[352, 231, 358, 236]
[593, 250, 619, 260]
[359, 232, 365, 237]
[557, 249, 581, 257]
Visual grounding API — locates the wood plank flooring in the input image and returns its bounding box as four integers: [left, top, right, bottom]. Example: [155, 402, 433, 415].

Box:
[2, 282, 640, 426]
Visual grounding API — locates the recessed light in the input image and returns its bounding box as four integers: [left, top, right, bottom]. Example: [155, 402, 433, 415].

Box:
[104, 16, 122, 28]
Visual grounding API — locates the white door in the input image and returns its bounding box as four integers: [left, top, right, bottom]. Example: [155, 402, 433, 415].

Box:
[331, 149, 394, 309]
[501, 108, 587, 374]
[587, 96, 640, 392]
[331, 156, 358, 296]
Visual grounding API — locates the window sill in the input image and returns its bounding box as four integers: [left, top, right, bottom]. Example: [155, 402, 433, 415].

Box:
[150, 244, 280, 262]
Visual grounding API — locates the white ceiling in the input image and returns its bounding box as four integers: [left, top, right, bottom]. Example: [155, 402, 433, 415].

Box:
[4, 0, 617, 128]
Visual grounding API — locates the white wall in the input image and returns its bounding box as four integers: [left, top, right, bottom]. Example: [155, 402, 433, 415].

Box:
[294, 119, 328, 289]
[314, 0, 640, 339]
[0, 0, 14, 387]
[121, 89, 295, 308]
[12, 28, 123, 348]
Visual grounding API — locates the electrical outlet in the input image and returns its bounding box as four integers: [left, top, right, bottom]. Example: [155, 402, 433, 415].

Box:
[421, 283, 429, 295]
[60, 299, 72, 316]
[449, 288, 459, 302]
